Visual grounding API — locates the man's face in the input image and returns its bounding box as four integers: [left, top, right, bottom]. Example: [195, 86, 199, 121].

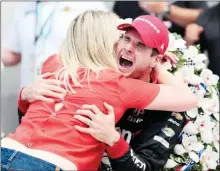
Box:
[115, 29, 157, 79]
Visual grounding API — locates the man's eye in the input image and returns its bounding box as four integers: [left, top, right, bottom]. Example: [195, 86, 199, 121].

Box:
[123, 37, 130, 42]
[137, 44, 145, 49]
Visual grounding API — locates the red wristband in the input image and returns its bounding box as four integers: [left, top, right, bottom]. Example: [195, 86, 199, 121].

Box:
[106, 136, 129, 159]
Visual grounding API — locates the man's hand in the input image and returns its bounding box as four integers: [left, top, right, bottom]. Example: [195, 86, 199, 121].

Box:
[21, 72, 67, 103]
[184, 23, 204, 46]
[139, 2, 169, 14]
[74, 102, 120, 146]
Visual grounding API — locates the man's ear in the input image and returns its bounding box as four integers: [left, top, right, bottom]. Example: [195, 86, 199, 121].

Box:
[150, 55, 161, 68]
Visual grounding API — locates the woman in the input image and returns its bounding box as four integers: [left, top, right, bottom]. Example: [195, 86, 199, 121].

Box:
[1, 11, 197, 171]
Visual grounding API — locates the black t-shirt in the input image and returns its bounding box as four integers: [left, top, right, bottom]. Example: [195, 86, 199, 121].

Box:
[197, 3, 220, 76]
[116, 108, 172, 133]
[169, 1, 208, 37]
[113, 1, 148, 20]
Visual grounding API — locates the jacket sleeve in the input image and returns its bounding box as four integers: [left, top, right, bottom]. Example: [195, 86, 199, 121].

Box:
[107, 112, 186, 171]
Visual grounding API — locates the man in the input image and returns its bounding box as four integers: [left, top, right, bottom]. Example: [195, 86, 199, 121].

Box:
[1, 1, 108, 122]
[138, 1, 207, 37]
[184, 3, 220, 76]
[18, 15, 187, 171]
[113, 1, 207, 38]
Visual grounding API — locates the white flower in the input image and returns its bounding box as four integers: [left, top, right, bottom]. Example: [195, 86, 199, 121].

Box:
[212, 124, 219, 153]
[182, 134, 198, 151]
[195, 63, 206, 70]
[195, 115, 213, 130]
[200, 130, 213, 144]
[193, 115, 214, 144]
[200, 146, 219, 170]
[191, 142, 204, 152]
[188, 74, 204, 85]
[194, 53, 207, 70]
[166, 33, 219, 170]
[174, 66, 195, 83]
[200, 97, 219, 115]
[182, 122, 198, 135]
[186, 107, 198, 119]
[164, 159, 179, 168]
[189, 151, 200, 163]
[200, 69, 219, 86]
[182, 46, 199, 59]
[194, 54, 207, 64]
[167, 33, 186, 51]
[174, 144, 186, 155]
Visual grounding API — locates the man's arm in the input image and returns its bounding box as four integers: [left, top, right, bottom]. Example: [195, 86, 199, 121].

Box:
[109, 111, 185, 171]
[143, 62, 198, 112]
[1, 6, 23, 66]
[1, 49, 21, 66]
[138, 2, 204, 27]
[166, 5, 202, 27]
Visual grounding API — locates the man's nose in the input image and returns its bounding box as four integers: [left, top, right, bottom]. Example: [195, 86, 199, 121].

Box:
[124, 42, 134, 53]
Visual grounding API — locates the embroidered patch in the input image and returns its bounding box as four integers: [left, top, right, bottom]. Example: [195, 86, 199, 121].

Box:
[161, 127, 175, 138]
[171, 112, 183, 120]
[168, 118, 180, 127]
[153, 135, 170, 148]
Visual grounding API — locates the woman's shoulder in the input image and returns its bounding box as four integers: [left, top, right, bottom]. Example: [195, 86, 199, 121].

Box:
[98, 69, 125, 82]
[41, 54, 62, 74]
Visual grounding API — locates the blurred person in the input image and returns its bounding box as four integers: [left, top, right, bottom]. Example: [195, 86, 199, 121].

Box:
[113, 1, 207, 38]
[1, 1, 108, 123]
[184, 3, 220, 76]
[138, 1, 208, 38]
[11, 14, 198, 171]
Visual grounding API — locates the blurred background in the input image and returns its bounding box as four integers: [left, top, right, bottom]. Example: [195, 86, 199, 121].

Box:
[1, 1, 219, 136]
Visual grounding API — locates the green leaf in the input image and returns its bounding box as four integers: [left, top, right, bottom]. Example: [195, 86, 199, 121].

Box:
[195, 44, 201, 51]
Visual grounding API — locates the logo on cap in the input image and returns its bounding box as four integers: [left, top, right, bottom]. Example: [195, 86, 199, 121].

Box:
[135, 17, 160, 34]
[160, 44, 164, 50]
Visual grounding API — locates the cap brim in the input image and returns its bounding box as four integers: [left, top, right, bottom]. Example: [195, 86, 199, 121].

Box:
[117, 23, 156, 48]
[117, 22, 163, 54]
[117, 23, 134, 31]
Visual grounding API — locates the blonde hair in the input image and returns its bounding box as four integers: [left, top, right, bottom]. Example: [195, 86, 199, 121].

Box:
[57, 10, 121, 93]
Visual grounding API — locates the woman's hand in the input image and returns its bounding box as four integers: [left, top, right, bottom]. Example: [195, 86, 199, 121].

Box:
[74, 102, 120, 146]
[158, 51, 179, 67]
[21, 72, 66, 103]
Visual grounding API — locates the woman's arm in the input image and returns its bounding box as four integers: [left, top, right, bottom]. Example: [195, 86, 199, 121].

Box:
[145, 62, 198, 112]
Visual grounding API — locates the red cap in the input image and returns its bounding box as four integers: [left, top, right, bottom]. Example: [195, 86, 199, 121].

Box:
[117, 15, 169, 55]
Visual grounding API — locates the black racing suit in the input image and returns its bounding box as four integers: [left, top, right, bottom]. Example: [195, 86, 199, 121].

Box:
[99, 109, 185, 171]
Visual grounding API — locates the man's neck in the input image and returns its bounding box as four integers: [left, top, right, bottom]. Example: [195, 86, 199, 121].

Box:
[136, 73, 151, 82]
